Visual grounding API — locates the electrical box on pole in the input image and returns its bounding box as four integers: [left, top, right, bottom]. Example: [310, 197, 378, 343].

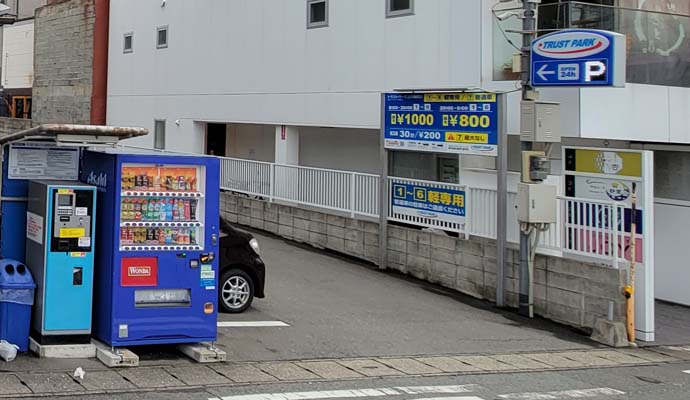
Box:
[521, 151, 550, 183]
[520, 101, 561, 143]
[517, 183, 557, 224]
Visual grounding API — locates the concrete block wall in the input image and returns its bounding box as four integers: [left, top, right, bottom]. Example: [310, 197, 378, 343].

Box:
[0, 117, 34, 136]
[222, 193, 379, 264]
[33, 0, 95, 124]
[221, 192, 627, 331]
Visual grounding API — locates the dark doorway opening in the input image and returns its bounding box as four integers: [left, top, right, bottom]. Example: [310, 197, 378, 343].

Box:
[207, 123, 227, 157]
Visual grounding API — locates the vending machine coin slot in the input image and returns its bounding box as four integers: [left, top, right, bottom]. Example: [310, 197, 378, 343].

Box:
[73, 267, 83, 286]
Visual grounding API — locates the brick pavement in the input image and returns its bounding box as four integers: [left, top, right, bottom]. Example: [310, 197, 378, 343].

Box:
[2, 346, 689, 398]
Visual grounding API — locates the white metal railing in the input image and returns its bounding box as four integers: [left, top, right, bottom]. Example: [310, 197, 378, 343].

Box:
[467, 187, 560, 253]
[220, 157, 379, 218]
[561, 196, 626, 267]
[216, 156, 622, 263]
[220, 157, 272, 198]
[388, 177, 469, 236]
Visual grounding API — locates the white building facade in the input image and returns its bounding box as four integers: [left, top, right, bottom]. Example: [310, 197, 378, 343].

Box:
[107, 0, 690, 309]
[0, 0, 46, 119]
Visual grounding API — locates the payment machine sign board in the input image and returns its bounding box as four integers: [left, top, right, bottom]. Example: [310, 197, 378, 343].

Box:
[531, 29, 626, 87]
[121, 257, 158, 287]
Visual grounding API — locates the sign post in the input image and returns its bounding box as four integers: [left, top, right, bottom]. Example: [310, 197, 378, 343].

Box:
[496, 93, 507, 308]
[379, 94, 389, 271]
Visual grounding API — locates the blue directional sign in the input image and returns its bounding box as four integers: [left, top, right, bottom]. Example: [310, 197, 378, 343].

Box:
[531, 29, 626, 88]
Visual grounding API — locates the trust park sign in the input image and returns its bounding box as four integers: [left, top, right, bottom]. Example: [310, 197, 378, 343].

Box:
[531, 29, 626, 88]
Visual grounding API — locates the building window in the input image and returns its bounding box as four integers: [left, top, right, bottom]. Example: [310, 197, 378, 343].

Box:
[156, 26, 168, 49]
[307, 0, 328, 29]
[656, 151, 690, 202]
[123, 32, 133, 53]
[10, 96, 31, 119]
[386, 0, 413, 18]
[154, 120, 166, 150]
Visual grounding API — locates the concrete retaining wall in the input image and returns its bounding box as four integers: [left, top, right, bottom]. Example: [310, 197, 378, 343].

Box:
[221, 192, 627, 331]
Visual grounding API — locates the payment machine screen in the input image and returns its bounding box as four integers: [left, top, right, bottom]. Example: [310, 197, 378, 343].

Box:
[50, 189, 94, 253]
[57, 194, 73, 206]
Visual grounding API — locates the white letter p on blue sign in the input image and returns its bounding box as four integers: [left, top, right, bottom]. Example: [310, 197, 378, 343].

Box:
[584, 61, 607, 82]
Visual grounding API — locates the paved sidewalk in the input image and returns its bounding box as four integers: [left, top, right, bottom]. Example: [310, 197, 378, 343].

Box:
[2, 346, 690, 398]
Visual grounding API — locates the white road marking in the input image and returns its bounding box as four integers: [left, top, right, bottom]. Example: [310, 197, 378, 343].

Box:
[412, 398, 485, 400]
[217, 321, 290, 328]
[683, 370, 690, 375]
[396, 386, 481, 395]
[498, 387, 625, 399]
[209, 385, 481, 400]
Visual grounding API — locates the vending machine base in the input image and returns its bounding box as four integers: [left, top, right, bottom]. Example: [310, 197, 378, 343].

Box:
[177, 342, 227, 363]
[29, 337, 97, 359]
[30, 334, 92, 346]
[92, 339, 140, 367]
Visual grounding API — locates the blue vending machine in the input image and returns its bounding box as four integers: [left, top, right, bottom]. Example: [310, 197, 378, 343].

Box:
[80, 149, 220, 346]
[26, 181, 97, 344]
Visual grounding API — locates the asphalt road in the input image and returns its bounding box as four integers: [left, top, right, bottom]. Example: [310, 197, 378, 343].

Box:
[214, 229, 595, 362]
[18, 362, 690, 400]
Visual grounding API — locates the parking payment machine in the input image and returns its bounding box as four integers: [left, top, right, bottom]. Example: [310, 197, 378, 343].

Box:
[26, 181, 96, 343]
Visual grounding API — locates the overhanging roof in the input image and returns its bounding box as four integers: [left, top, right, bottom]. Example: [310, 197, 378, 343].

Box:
[0, 124, 149, 146]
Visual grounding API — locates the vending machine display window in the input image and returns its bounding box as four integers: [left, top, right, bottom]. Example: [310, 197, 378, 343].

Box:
[118, 164, 206, 252]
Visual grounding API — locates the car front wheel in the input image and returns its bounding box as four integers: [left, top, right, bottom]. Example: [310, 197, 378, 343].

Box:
[219, 268, 255, 313]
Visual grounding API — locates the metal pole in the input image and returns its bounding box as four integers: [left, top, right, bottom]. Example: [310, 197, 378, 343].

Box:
[519, 0, 538, 317]
[378, 93, 389, 271]
[496, 93, 508, 308]
[626, 183, 638, 343]
[350, 172, 356, 219]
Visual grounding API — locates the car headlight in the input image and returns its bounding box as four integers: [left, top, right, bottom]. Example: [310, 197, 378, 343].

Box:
[249, 238, 261, 256]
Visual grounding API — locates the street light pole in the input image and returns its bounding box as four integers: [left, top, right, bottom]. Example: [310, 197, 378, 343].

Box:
[519, 0, 538, 318]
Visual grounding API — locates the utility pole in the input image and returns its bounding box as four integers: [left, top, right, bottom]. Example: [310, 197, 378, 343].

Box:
[519, 0, 539, 318]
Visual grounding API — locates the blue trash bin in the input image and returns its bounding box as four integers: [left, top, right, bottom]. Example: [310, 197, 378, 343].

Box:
[0, 260, 35, 352]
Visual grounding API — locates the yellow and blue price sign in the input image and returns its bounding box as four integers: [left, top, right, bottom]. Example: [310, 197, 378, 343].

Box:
[392, 183, 466, 221]
[384, 92, 498, 156]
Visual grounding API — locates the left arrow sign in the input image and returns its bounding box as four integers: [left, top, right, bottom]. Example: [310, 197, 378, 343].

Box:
[536, 64, 555, 81]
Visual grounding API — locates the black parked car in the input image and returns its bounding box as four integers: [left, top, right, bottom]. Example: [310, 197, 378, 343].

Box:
[218, 218, 266, 313]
